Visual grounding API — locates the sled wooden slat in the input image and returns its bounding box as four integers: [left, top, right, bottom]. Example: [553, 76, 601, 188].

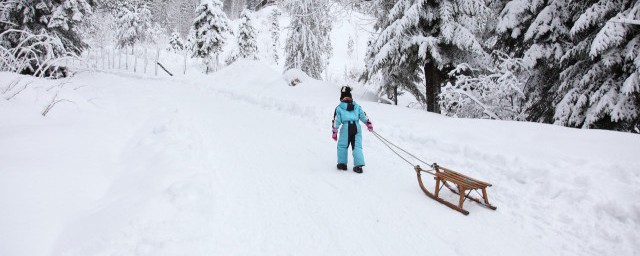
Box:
[434, 171, 484, 190]
[437, 166, 492, 187]
[415, 164, 497, 215]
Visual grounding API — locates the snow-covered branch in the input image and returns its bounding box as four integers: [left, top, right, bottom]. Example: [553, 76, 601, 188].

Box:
[440, 51, 528, 120]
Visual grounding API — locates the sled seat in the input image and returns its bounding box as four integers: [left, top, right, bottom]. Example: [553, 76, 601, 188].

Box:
[434, 166, 491, 190]
[415, 164, 496, 215]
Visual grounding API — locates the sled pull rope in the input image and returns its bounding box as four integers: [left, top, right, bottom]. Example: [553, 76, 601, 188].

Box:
[371, 131, 435, 175]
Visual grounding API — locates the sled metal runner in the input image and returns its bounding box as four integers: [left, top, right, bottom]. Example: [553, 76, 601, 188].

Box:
[415, 164, 496, 215]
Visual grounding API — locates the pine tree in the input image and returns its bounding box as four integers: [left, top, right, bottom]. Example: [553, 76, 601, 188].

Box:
[362, 0, 490, 111]
[168, 30, 185, 52]
[190, 0, 230, 73]
[115, 1, 153, 49]
[268, 8, 282, 65]
[237, 9, 258, 60]
[283, 0, 333, 79]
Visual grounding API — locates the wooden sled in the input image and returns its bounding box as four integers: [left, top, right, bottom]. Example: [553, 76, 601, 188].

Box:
[415, 164, 497, 215]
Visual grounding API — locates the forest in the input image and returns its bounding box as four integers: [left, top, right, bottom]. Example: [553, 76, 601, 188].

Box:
[1, 0, 639, 133]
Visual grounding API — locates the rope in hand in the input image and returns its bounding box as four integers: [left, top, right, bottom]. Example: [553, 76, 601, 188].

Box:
[370, 130, 436, 175]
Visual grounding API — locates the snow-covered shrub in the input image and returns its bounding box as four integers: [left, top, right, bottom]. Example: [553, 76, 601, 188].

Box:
[283, 68, 312, 86]
[1, 0, 92, 77]
[0, 29, 76, 78]
[168, 31, 185, 52]
[440, 51, 528, 120]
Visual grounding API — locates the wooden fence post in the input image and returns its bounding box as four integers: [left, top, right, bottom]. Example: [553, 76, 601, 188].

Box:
[154, 47, 160, 76]
[133, 46, 138, 73]
[125, 47, 129, 71]
[118, 48, 122, 69]
[144, 47, 148, 74]
[183, 49, 187, 75]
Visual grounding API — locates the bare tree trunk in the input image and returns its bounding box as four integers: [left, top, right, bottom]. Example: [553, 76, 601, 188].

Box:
[393, 85, 398, 105]
[424, 61, 443, 113]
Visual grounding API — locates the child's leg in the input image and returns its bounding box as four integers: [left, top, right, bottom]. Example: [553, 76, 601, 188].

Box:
[353, 131, 365, 166]
[337, 126, 349, 164]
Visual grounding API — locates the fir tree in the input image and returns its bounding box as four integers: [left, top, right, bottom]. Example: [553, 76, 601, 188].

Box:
[363, 0, 490, 111]
[237, 9, 258, 60]
[189, 0, 230, 73]
[283, 0, 332, 79]
[115, 1, 153, 49]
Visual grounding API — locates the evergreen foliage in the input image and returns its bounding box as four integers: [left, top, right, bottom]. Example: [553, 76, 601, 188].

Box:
[0, 0, 93, 54]
[237, 9, 258, 60]
[115, 1, 153, 49]
[362, 0, 490, 111]
[283, 0, 332, 79]
[189, 0, 230, 73]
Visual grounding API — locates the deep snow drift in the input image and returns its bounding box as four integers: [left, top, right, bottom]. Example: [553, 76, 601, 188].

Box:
[1, 61, 639, 256]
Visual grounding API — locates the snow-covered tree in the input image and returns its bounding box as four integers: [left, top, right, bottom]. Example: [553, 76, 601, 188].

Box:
[268, 8, 281, 65]
[362, 0, 490, 111]
[168, 30, 185, 52]
[189, 0, 230, 73]
[283, 0, 333, 79]
[115, 1, 153, 49]
[0, 0, 93, 54]
[237, 10, 258, 60]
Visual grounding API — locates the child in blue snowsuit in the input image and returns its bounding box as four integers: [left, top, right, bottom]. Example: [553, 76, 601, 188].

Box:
[332, 86, 373, 173]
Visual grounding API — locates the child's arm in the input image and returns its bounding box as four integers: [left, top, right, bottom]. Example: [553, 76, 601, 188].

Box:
[332, 107, 342, 129]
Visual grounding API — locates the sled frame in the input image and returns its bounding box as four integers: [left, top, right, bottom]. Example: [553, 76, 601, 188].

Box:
[415, 164, 496, 215]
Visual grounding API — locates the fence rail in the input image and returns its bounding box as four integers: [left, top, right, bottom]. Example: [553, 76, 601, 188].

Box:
[75, 46, 191, 76]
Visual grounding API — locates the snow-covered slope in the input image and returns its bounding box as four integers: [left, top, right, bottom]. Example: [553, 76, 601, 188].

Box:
[1, 61, 639, 256]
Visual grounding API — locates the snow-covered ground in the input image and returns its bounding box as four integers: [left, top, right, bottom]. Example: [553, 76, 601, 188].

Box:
[1, 60, 639, 256]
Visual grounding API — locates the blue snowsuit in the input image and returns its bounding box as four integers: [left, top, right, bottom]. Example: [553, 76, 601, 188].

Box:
[333, 100, 370, 166]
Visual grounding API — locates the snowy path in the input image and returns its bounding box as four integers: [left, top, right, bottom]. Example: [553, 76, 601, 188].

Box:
[1, 63, 639, 256]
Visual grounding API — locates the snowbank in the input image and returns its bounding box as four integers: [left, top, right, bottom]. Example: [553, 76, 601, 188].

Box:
[1, 62, 639, 256]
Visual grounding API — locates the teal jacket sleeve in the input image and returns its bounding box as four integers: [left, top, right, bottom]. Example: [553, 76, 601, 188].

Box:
[332, 107, 342, 129]
[358, 106, 369, 124]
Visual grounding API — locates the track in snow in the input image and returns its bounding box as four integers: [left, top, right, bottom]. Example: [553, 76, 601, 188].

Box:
[1, 64, 638, 256]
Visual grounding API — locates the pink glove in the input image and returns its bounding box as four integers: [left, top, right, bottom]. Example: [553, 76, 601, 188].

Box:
[332, 129, 338, 141]
[366, 121, 373, 132]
